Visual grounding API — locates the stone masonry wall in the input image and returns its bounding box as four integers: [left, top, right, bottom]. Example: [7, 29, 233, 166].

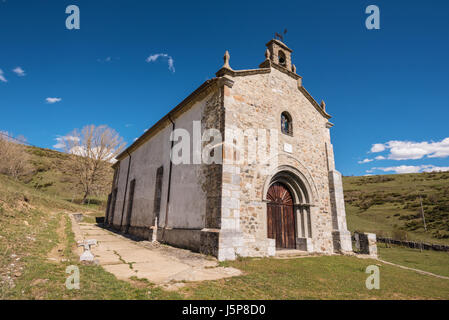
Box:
[222, 67, 336, 256]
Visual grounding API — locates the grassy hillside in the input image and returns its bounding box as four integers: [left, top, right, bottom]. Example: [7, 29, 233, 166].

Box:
[19, 146, 111, 209]
[343, 172, 449, 245]
[0, 173, 178, 299]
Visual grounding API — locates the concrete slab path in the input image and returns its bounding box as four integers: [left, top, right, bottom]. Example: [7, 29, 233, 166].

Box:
[70, 215, 241, 288]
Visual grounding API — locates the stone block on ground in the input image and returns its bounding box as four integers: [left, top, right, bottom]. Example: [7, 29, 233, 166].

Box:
[355, 232, 377, 257]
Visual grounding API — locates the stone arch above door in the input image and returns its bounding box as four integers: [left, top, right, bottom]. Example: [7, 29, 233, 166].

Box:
[262, 163, 318, 206]
[263, 165, 317, 250]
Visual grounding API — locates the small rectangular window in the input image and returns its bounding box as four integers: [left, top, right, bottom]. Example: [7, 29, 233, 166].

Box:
[153, 166, 164, 221]
[105, 193, 112, 224]
[125, 179, 136, 233]
[109, 188, 118, 225]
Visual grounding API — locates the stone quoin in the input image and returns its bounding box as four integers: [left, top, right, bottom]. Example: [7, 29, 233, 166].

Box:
[104, 39, 352, 261]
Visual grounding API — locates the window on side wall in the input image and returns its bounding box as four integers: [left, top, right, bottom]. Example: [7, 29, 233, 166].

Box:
[281, 112, 293, 136]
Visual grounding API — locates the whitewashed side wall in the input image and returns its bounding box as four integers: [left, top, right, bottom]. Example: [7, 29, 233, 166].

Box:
[111, 93, 213, 231]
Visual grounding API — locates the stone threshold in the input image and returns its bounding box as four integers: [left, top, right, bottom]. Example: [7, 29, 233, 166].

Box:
[274, 249, 312, 258]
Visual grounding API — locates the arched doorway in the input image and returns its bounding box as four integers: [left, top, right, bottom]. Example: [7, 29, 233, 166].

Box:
[267, 182, 296, 249]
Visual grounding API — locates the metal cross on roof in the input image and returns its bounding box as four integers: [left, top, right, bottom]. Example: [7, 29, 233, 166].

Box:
[275, 29, 288, 42]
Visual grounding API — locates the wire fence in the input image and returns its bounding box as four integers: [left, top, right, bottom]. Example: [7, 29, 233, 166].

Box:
[0, 131, 38, 148]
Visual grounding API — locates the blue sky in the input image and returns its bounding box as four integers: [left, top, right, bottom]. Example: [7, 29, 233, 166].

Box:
[1, 0, 448, 176]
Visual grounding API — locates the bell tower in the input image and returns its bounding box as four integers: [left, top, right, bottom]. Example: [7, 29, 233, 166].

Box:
[262, 39, 294, 72]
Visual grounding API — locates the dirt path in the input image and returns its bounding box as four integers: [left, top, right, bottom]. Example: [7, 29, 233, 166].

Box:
[47, 213, 67, 263]
[377, 258, 449, 280]
[356, 254, 449, 280]
[70, 215, 241, 290]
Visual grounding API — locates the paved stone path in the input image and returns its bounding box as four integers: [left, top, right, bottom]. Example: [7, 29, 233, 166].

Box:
[70, 215, 241, 289]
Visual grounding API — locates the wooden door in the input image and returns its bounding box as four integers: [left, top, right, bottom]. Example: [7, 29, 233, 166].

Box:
[267, 183, 296, 249]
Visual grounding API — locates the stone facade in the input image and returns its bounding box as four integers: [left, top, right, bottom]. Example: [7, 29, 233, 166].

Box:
[105, 39, 352, 261]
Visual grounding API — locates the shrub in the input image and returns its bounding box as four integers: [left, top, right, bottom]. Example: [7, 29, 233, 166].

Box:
[392, 228, 408, 240]
[0, 133, 34, 179]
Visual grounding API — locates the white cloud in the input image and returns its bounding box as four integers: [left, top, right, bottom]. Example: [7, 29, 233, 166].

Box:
[97, 56, 115, 63]
[367, 138, 449, 161]
[53, 135, 80, 149]
[358, 158, 373, 164]
[370, 143, 386, 153]
[146, 53, 175, 73]
[0, 69, 7, 82]
[12, 67, 25, 76]
[387, 138, 449, 160]
[54, 137, 116, 163]
[68, 145, 88, 157]
[69, 145, 116, 163]
[421, 165, 449, 173]
[53, 142, 64, 149]
[46, 97, 62, 104]
[373, 165, 449, 174]
[375, 165, 422, 174]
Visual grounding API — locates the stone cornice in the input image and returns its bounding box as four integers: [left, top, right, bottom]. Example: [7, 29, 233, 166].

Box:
[270, 62, 302, 80]
[217, 75, 235, 88]
[259, 59, 302, 80]
[298, 86, 332, 120]
[215, 67, 271, 78]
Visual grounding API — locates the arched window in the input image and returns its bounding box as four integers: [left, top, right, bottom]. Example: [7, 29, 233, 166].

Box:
[281, 112, 292, 135]
[278, 50, 286, 67]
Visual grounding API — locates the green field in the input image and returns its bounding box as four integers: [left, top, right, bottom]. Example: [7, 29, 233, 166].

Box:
[378, 244, 449, 278]
[184, 255, 449, 300]
[343, 173, 449, 245]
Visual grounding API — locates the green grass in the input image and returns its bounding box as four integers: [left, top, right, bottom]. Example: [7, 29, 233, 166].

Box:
[343, 172, 449, 245]
[0, 175, 181, 299]
[179, 256, 449, 300]
[0, 174, 89, 214]
[2, 215, 180, 299]
[378, 243, 449, 278]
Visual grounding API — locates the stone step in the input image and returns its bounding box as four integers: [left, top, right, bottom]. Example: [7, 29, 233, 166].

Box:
[275, 249, 310, 258]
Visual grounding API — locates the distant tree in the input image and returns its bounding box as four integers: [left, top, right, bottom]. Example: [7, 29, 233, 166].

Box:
[0, 132, 33, 179]
[60, 125, 125, 203]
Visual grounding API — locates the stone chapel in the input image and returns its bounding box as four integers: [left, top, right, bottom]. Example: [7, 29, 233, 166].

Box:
[105, 39, 353, 261]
